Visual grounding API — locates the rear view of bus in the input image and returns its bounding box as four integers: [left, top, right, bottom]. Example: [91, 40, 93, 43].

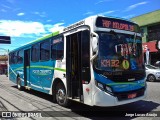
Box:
[91, 16, 146, 106]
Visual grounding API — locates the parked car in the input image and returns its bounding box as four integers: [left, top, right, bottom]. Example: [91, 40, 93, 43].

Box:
[145, 64, 160, 82]
[154, 61, 160, 68]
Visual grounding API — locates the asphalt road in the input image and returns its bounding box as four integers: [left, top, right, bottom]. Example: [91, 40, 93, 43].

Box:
[0, 75, 160, 120]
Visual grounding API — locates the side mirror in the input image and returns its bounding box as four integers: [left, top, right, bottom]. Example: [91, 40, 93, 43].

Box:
[92, 33, 98, 53]
[92, 37, 98, 52]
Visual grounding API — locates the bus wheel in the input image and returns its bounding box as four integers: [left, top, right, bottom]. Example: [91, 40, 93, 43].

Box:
[17, 77, 22, 90]
[56, 82, 69, 107]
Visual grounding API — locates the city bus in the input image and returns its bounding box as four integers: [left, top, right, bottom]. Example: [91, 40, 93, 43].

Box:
[9, 15, 146, 107]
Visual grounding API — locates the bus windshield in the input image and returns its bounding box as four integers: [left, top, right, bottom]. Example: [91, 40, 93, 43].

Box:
[94, 31, 144, 72]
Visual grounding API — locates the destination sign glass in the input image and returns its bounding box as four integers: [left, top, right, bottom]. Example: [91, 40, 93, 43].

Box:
[96, 17, 140, 32]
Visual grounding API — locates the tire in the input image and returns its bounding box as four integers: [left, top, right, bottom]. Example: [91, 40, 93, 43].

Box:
[55, 82, 69, 107]
[17, 77, 22, 90]
[147, 74, 156, 82]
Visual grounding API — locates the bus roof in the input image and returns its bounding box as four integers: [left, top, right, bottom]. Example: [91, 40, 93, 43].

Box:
[9, 15, 138, 53]
[9, 31, 59, 53]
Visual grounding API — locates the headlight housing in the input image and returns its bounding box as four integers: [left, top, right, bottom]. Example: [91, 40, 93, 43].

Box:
[97, 82, 104, 90]
[156, 72, 160, 74]
[95, 80, 113, 94]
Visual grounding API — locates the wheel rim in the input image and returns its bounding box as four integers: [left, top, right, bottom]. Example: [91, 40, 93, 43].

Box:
[56, 85, 66, 104]
[148, 75, 155, 81]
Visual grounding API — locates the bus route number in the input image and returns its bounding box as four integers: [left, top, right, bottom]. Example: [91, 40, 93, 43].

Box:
[101, 59, 119, 67]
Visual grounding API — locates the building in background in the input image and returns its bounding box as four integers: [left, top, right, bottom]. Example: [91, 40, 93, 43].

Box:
[131, 10, 160, 65]
[0, 55, 8, 74]
[0, 36, 11, 75]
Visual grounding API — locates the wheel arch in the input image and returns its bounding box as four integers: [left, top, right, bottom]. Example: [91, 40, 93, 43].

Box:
[52, 78, 66, 95]
[147, 73, 155, 78]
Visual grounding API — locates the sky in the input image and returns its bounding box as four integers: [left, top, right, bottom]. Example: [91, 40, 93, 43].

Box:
[0, 0, 160, 54]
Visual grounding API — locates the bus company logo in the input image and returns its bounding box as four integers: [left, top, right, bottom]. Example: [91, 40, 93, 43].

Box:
[128, 78, 135, 81]
[32, 70, 52, 75]
[103, 71, 122, 76]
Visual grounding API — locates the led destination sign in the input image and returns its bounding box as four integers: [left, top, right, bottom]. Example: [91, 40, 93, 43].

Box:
[96, 17, 139, 32]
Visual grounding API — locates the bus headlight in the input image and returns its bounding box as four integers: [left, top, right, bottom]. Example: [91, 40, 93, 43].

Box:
[95, 81, 113, 94]
[97, 82, 104, 90]
[106, 85, 112, 93]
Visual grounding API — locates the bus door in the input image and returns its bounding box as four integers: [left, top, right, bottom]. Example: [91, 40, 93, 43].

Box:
[24, 49, 30, 86]
[66, 30, 90, 102]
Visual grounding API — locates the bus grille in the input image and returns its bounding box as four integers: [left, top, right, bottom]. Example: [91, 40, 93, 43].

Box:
[107, 71, 145, 82]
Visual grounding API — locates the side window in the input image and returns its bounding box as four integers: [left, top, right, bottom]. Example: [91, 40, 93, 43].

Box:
[31, 44, 39, 62]
[51, 37, 64, 60]
[9, 52, 17, 64]
[51, 44, 57, 59]
[17, 50, 23, 64]
[14, 52, 17, 64]
[9, 53, 13, 64]
[40, 40, 50, 61]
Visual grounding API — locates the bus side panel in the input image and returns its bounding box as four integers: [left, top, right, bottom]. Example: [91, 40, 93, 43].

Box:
[39, 60, 56, 93]
[29, 60, 56, 94]
[9, 65, 17, 84]
[9, 64, 23, 84]
[29, 62, 41, 90]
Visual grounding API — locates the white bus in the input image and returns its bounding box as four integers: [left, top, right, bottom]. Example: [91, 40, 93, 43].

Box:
[9, 15, 146, 107]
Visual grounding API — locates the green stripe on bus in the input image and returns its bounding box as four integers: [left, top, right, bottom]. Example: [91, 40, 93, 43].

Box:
[53, 68, 66, 72]
[29, 66, 66, 72]
[9, 67, 23, 75]
[9, 65, 66, 75]
[29, 66, 54, 69]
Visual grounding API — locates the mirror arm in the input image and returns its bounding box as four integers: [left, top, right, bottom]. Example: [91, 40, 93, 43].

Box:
[90, 50, 98, 62]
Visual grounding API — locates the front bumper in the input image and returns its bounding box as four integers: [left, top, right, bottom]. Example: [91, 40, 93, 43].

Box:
[155, 74, 160, 80]
[93, 87, 147, 107]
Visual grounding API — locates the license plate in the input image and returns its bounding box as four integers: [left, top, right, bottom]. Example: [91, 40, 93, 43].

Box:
[128, 93, 137, 99]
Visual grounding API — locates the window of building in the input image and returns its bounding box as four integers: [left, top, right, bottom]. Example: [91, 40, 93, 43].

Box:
[51, 37, 64, 60]
[148, 24, 160, 41]
[17, 50, 23, 64]
[40, 41, 50, 61]
[140, 28, 144, 37]
[31, 44, 39, 62]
